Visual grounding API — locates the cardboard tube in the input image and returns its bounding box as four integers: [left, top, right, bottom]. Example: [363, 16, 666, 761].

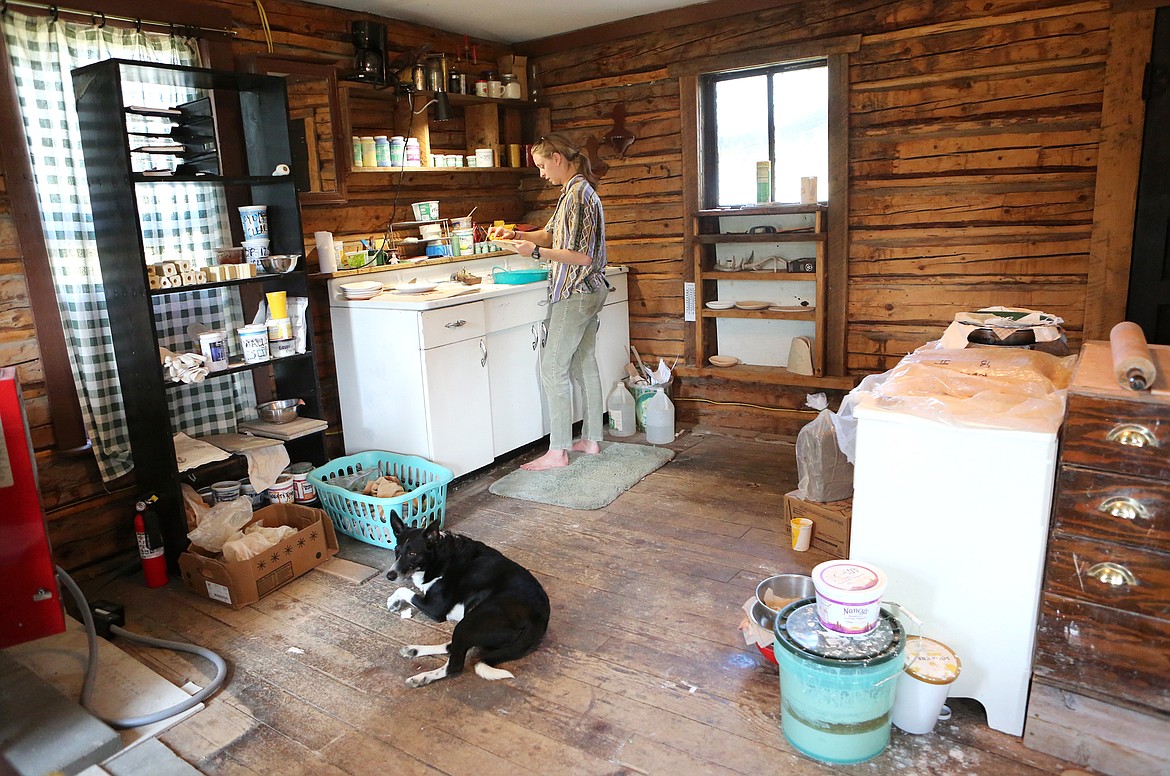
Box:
[1110, 321, 1157, 391]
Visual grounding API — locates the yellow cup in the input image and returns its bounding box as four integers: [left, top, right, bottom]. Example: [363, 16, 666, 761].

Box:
[790, 517, 813, 552]
[266, 291, 288, 320]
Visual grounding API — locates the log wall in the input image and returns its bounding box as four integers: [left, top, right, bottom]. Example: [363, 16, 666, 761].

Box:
[0, 0, 1149, 570]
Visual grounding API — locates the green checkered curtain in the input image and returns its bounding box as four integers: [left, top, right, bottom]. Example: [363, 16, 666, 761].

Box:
[3, 11, 256, 481]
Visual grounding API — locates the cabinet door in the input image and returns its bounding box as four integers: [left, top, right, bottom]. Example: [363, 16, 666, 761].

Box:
[598, 299, 631, 395]
[421, 336, 493, 477]
[487, 322, 546, 456]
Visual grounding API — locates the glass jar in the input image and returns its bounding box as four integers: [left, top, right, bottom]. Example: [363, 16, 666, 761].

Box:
[448, 67, 464, 94]
[501, 73, 521, 100]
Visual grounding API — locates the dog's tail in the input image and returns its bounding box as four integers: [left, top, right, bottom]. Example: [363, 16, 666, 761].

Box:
[474, 663, 514, 681]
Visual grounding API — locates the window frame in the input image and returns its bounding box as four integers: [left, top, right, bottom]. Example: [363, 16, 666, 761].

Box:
[0, 0, 234, 454]
[675, 34, 857, 376]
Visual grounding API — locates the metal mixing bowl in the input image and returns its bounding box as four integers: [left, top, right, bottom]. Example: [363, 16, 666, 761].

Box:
[261, 254, 299, 273]
[755, 573, 816, 624]
[257, 398, 302, 424]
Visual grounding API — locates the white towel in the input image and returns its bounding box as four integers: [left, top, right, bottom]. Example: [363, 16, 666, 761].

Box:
[242, 444, 290, 492]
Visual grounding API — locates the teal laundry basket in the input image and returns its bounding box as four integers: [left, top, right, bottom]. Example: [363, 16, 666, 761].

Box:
[307, 452, 453, 549]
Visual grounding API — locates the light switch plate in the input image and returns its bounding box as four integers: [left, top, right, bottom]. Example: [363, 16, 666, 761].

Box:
[683, 282, 696, 322]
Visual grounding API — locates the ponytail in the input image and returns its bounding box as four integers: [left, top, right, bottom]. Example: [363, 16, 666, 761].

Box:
[532, 132, 599, 188]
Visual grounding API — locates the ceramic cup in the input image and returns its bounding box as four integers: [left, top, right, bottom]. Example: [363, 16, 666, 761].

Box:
[238, 205, 268, 240]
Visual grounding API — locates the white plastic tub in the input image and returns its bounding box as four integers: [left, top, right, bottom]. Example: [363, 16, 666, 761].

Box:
[812, 559, 888, 635]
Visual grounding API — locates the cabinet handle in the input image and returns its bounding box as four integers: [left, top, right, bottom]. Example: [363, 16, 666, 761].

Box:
[1086, 562, 1138, 588]
[1097, 496, 1149, 523]
[445, 319, 467, 329]
[540, 322, 548, 347]
[530, 324, 539, 351]
[479, 339, 487, 367]
[1105, 423, 1158, 449]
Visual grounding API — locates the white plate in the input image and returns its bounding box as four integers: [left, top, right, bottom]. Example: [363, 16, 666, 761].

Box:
[343, 292, 381, 300]
[394, 282, 438, 294]
[341, 280, 382, 293]
[705, 300, 735, 309]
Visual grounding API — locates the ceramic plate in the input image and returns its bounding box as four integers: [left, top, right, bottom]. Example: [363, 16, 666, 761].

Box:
[394, 282, 438, 294]
[341, 280, 382, 293]
[735, 300, 770, 310]
[709, 355, 740, 367]
[705, 300, 735, 309]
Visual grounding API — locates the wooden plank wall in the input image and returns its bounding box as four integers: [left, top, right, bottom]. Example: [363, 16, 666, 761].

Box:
[524, 0, 1128, 423]
[0, 0, 1144, 569]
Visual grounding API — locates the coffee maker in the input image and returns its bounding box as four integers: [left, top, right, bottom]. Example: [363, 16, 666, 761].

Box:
[348, 21, 386, 84]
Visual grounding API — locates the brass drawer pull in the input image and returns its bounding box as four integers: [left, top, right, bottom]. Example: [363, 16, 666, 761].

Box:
[1086, 562, 1138, 588]
[1105, 424, 1158, 449]
[1097, 496, 1149, 523]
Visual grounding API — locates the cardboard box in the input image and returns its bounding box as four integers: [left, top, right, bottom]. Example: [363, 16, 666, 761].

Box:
[179, 503, 339, 609]
[784, 490, 851, 558]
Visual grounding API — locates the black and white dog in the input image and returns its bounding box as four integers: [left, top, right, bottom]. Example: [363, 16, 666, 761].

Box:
[386, 514, 550, 688]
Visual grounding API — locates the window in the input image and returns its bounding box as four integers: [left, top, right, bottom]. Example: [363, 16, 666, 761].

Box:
[703, 60, 828, 207]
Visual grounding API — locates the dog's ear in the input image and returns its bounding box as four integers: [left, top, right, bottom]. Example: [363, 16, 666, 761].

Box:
[423, 519, 441, 544]
[389, 512, 407, 538]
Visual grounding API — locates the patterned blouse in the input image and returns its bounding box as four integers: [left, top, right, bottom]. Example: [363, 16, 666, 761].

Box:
[545, 174, 607, 303]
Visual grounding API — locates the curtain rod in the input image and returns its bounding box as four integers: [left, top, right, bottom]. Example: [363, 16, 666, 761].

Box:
[0, 0, 237, 37]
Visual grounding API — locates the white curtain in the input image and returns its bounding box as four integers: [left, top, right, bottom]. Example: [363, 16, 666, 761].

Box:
[3, 11, 254, 481]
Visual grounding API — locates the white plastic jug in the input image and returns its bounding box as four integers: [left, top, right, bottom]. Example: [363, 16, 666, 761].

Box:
[644, 389, 675, 445]
[607, 382, 636, 437]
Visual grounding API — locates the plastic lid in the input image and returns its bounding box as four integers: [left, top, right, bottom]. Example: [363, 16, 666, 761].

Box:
[774, 599, 904, 666]
[812, 559, 888, 604]
[903, 637, 961, 684]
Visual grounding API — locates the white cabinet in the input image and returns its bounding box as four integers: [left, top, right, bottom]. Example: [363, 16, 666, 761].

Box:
[485, 287, 547, 457]
[332, 302, 492, 477]
[597, 273, 631, 395]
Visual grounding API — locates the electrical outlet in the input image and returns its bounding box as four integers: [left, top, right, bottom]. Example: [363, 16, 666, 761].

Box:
[683, 282, 696, 322]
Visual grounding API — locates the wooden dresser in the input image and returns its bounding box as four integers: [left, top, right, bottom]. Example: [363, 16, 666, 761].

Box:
[1024, 341, 1170, 774]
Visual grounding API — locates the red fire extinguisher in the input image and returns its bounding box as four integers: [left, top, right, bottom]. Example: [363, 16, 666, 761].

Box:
[135, 495, 169, 588]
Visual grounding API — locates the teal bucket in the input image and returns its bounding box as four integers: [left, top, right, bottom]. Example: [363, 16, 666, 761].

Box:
[774, 598, 905, 764]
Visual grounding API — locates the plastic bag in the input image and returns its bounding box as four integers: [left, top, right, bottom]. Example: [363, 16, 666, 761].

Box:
[187, 497, 253, 553]
[221, 523, 297, 563]
[834, 342, 1076, 463]
[795, 393, 854, 503]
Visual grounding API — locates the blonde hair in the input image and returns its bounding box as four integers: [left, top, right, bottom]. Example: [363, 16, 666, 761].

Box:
[532, 132, 598, 187]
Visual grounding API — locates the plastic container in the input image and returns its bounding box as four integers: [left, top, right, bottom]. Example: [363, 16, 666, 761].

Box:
[625, 378, 673, 431]
[475, 147, 494, 168]
[360, 136, 377, 168]
[453, 227, 475, 256]
[242, 237, 269, 270]
[352, 135, 363, 168]
[502, 73, 521, 99]
[607, 382, 636, 437]
[774, 599, 906, 764]
[389, 136, 405, 167]
[211, 480, 241, 503]
[308, 452, 454, 549]
[644, 389, 675, 444]
[374, 135, 391, 167]
[812, 560, 888, 636]
[891, 637, 961, 734]
[237, 324, 269, 364]
[404, 137, 421, 167]
[266, 316, 292, 341]
[411, 200, 439, 220]
[198, 330, 228, 371]
[238, 205, 268, 240]
[288, 462, 317, 503]
[267, 473, 295, 504]
[270, 338, 296, 358]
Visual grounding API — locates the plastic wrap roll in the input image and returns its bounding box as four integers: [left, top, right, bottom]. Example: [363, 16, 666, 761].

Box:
[1110, 321, 1157, 391]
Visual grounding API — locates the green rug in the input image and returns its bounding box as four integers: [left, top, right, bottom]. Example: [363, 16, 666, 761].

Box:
[489, 441, 675, 510]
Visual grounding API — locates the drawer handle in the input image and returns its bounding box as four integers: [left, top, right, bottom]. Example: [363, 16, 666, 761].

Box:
[445, 319, 467, 329]
[530, 324, 539, 351]
[480, 339, 488, 367]
[1086, 562, 1138, 588]
[1097, 496, 1149, 523]
[1105, 423, 1158, 449]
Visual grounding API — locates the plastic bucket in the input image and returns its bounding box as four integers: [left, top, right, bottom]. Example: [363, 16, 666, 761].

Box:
[891, 637, 961, 734]
[775, 600, 905, 765]
[812, 560, 888, 636]
[237, 324, 269, 364]
[267, 473, 295, 504]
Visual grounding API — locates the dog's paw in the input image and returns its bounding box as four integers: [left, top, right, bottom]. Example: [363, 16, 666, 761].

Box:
[399, 645, 419, 658]
[387, 588, 413, 613]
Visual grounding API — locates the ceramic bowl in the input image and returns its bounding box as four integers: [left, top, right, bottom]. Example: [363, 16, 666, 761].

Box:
[709, 355, 740, 367]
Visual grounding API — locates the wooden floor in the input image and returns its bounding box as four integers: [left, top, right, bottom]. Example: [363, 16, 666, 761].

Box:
[90, 428, 1082, 776]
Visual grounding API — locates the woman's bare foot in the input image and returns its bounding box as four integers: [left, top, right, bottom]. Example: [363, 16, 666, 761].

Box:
[570, 439, 601, 455]
[520, 449, 570, 471]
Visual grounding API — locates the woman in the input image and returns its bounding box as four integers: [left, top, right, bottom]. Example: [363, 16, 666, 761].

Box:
[490, 133, 608, 471]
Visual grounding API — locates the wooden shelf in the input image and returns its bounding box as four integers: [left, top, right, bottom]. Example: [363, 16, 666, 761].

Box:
[696, 204, 826, 216]
[700, 270, 816, 280]
[163, 352, 316, 389]
[131, 173, 293, 185]
[701, 308, 815, 321]
[675, 363, 856, 389]
[697, 232, 825, 244]
[348, 166, 531, 175]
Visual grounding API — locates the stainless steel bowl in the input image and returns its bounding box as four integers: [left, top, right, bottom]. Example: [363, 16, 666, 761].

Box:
[261, 254, 299, 274]
[755, 573, 816, 622]
[257, 398, 302, 424]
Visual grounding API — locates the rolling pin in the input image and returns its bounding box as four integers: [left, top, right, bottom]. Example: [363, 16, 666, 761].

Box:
[1110, 321, 1157, 391]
